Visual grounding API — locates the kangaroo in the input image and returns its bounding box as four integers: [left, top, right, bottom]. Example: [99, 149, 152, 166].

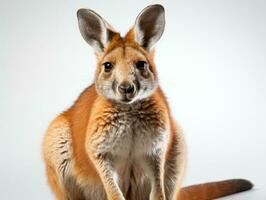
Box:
[42, 4, 253, 200]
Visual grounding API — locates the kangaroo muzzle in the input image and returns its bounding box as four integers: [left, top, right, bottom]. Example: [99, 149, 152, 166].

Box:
[117, 81, 136, 102]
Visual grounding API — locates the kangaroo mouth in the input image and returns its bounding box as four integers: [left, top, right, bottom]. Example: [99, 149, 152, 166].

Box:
[116, 82, 138, 104]
[119, 93, 136, 103]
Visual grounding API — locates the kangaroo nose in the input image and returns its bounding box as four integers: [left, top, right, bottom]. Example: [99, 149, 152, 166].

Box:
[118, 82, 135, 95]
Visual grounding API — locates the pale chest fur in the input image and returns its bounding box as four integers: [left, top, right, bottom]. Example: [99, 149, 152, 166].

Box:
[90, 101, 169, 158]
[88, 100, 169, 190]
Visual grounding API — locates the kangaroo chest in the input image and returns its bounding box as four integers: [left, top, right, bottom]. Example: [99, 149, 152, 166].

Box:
[87, 101, 169, 196]
[93, 106, 167, 194]
[94, 106, 167, 159]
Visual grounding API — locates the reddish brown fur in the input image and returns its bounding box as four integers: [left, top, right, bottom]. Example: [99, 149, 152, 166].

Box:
[179, 179, 253, 200]
[43, 6, 253, 200]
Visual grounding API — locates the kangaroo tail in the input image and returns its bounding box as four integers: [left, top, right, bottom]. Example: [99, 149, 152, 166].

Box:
[178, 179, 253, 200]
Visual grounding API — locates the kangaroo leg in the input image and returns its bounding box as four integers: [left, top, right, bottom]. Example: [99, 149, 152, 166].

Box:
[43, 115, 84, 200]
[164, 122, 187, 200]
[85, 126, 125, 200]
[46, 164, 68, 200]
[140, 153, 165, 200]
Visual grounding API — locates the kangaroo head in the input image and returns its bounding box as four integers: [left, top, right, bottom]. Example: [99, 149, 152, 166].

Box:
[77, 5, 165, 104]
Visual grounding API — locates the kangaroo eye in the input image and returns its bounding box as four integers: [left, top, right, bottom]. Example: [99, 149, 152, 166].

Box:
[136, 61, 147, 70]
[103, 62, 113, 72]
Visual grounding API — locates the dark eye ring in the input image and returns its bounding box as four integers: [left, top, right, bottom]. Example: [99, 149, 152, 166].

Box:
[103, 62, 113, 72]
[136, 61, 147, 70]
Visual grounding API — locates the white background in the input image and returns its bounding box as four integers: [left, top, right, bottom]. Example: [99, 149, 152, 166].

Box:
[1, 0, 266, 199]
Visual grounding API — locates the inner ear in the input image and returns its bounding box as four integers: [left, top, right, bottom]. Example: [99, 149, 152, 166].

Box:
[77, 9, 117, 52]
[134, 4, 165, 51]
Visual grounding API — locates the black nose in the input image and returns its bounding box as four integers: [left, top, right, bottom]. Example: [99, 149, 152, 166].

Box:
[118, 82, 135, 94]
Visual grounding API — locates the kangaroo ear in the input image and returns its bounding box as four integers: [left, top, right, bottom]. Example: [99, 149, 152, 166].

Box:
[134, 4, 165, 51]
[77, 9, 116, 52]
